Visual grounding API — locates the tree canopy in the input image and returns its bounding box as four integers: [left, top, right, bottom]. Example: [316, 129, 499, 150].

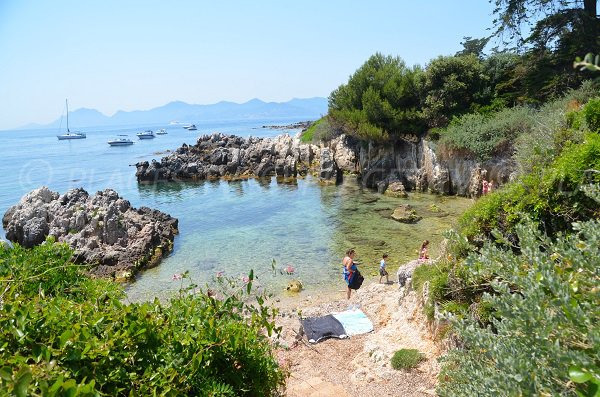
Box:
[328, 53, 425, 141]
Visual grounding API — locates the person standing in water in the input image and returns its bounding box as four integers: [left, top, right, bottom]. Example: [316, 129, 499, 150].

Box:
[379, 253, 390, 284]
[343, 249, 358, 299]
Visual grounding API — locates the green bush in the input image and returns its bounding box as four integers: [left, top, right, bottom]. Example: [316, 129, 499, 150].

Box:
[513, 83, 597, 174]
[0, 243, 286, 396]
[300, 117, 336, 143]
[460, 133, 600, 242]
[438, 106, 533, 160]
[583, 97, 600, 132]
[391, 349, 425, 370]
[438, 219, 600, 396]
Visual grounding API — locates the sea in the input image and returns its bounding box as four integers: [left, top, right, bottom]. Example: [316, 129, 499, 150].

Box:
[0, 119, 472, 302]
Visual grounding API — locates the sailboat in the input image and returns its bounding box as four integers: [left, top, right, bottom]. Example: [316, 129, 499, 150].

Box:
[57, 99, 86, 140]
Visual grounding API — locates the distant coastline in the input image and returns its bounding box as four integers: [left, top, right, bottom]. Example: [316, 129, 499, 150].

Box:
[14, 97, 327, 131]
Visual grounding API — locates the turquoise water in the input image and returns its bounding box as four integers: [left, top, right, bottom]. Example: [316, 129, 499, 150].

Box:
[0, 120, 472, 302]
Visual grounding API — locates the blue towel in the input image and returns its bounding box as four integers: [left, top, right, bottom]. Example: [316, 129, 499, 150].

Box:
[332, 309, 374, 336]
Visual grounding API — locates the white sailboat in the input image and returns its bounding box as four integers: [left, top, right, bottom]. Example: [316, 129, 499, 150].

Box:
[57, 99, 86, 140]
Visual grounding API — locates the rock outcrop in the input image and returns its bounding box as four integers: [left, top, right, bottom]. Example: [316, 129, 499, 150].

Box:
[135, 133, 322, 183]
[2, 187, 178, 279]
[337, 133, 515, 197]
[134, 130, 514, 197]
[391, 205, 422, 224]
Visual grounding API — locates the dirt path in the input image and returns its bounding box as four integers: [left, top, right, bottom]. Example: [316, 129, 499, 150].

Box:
[274, 281, 440, 397]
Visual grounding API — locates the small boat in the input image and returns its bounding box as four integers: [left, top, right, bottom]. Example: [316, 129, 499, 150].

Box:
[155, 128, 168, 135]
[57, 132, 86, 140]
[57, 99, 86, 140]
[137, 130, 155, 139]
[185, 124, 197, 131]
[108, 135, 133, 146]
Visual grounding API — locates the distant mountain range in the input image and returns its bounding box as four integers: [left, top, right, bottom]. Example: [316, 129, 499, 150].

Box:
[22, 97, 328, 129]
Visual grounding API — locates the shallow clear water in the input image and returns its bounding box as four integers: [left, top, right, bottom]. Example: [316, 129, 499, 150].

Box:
[0, 120, 472, 302]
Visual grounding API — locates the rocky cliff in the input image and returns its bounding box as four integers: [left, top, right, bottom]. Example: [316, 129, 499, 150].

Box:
[2, 187, 178, 279]
[325, 134, 515, 197]
[135, 130, 514, 197]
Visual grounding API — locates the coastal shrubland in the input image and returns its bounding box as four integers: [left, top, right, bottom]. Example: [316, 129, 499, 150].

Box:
[413, 96, 600, 394]
[0, 241, 285, 396]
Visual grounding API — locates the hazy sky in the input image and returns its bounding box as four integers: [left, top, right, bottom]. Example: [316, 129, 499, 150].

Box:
[0, 1, 495, 129]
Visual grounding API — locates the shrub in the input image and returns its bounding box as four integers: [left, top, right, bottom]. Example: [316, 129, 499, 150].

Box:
[583, 97, 600, 132]
[438, 106, 533, 160]
[300, 116, 337, 143]
[0, 243, 286, 396]
[460, 133, 600, 242]
[513, 84, 597, 174]
[391, 349, 425, 370]
[438, 219, 600, 396]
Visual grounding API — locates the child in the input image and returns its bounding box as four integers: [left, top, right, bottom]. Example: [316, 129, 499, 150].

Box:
[379, 253, 390, 284]
[419, 240, 430, 261]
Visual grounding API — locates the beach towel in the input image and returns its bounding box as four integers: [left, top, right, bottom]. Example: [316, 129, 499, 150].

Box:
[300, 309, 374, 343]
[332, 309, 374, 336]
[301, 314, 348, 343]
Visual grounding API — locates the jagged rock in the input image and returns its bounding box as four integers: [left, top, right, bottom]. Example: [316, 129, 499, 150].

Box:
[397, 259, 423, 286]
[331, 134, 359, 173]
[390, 204, 422, 223]
[319, 148, 340, 183]
[2, 187, 179, 278]
[135, 133, 318, 183]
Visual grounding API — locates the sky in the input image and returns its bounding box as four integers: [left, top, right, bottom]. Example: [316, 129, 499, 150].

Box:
[0, 1, 496, 130]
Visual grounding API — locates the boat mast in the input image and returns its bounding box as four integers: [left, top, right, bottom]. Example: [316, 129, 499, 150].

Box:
[66, 99, 70, 133]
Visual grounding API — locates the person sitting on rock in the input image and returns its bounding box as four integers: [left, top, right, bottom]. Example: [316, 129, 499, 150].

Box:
[379, 253, 390, 284]
[419, 240, 430, 261]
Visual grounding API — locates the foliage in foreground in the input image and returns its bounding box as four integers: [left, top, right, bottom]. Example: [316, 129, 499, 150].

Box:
[438, 219, 600, 396]
[390, 349, 425, 370]
[0, 242, 285, 396]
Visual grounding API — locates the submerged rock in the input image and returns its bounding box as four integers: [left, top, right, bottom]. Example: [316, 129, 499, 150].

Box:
[390, 204, 422, 224]
[2, 187, 179, 278]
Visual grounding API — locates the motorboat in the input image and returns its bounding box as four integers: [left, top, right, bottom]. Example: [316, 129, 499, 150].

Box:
[57, 99, 86, 140]
[108, 135, 134, 146]
[136, 130, 156, 139]
[155, 128, 168, 135]
[185, 124, 197, 131]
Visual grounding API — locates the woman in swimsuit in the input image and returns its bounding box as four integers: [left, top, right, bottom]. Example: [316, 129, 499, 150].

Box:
[343, 248, 357, 299]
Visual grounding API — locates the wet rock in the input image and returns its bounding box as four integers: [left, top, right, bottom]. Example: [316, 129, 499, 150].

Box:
[391, 204, 422, 224]
[319, 148, 339, 183]
[384, 181, 408, 198]
[286, 279, 304, 293]
[2, 187, 178, 278]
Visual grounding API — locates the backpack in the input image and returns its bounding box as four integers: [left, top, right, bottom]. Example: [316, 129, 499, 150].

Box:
[349, 269, 364, 290]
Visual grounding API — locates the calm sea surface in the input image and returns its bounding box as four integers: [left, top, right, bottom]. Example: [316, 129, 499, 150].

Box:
[0, 119, 472, 301]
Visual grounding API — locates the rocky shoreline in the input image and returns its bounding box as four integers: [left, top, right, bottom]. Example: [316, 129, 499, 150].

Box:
[2, 187, 178, 279]
[261, 120, 313, 130]
[136, 131, 514, 198]
[135, 132, 344, 183]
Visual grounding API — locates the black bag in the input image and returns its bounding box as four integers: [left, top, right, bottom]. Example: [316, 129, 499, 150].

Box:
[349, 269, 364, 290]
